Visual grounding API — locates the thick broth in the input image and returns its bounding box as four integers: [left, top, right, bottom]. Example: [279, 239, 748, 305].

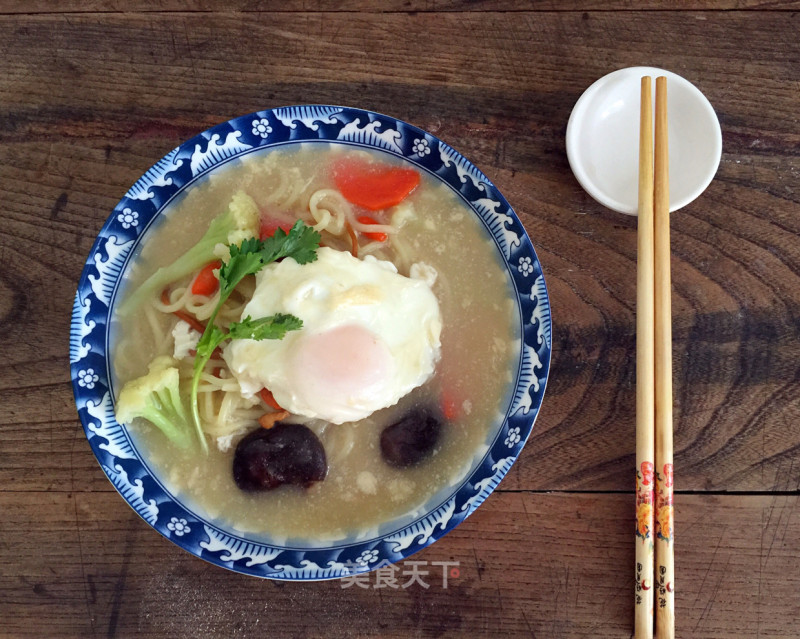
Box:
[113, 143, 519, 543]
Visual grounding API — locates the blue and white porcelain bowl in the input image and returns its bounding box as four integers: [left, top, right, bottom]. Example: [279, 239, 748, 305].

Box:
[70, 106, 551, 580]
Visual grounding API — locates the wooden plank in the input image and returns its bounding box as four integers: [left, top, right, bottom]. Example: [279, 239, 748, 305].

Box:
[1, 6, 797, 639]
[1, 490, 798, 638]
[1, 1, 800, 13]
[1, 10, 799, 493]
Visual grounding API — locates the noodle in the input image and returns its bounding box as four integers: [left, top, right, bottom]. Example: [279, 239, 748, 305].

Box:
[308, 189, 349, 235]
[154, 285, 220, 322]
[143, 304, 174, 355]
[347, 215, 395, 236]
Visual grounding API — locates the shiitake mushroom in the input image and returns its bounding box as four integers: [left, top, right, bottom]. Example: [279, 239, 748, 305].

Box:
[233, 422, 327, 491]
[235, 405, 442, 489]
[380, 407, 442, 468]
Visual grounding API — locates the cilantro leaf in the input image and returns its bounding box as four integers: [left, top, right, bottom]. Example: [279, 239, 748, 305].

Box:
[260, 219, 321, 265]
[218, 237, 265, 296]
[227, 314, 303, 341]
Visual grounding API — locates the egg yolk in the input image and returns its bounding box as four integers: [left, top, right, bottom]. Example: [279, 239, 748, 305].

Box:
[288, 324, 394, 413]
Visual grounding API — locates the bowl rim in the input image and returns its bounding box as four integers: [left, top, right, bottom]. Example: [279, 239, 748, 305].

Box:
[566, 66, 722, 215]
[70, 105, 552, 580]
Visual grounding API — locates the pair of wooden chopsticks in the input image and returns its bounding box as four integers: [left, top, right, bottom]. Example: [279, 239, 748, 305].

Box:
[635, 76, 675, 639]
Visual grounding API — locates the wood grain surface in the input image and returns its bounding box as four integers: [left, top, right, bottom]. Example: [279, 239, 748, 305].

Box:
[1, 3, 799, 638]
[4, 2, 800, 13]
[3, 491, 800, 638]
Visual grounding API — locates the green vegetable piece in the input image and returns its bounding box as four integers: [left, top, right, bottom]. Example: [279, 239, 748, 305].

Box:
[194, 325, 226, 364]
[188, 220, 321, 454]
[258, 219, 322, 266]
[117, 191, 260, 316]
[114, 356, 195, 449]
[217, 238, 266, 298]
[228, 314, 304, 341]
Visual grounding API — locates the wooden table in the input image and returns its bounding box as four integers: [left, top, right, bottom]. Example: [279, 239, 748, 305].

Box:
[2, 2, 799, 637]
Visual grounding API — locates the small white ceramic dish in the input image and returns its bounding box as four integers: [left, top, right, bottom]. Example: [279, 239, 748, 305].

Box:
[566, 66, 722, 215]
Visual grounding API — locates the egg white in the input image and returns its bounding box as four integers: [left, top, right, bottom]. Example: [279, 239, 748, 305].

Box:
[224, 247, 442, 424]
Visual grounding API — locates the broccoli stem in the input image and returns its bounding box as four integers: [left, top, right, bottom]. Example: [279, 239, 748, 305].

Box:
[146, 402, 194, 449]
[117, 210, 235, 316]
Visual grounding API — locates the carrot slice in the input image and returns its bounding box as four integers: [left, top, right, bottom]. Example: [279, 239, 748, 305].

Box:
[259, 388, 283, 411]
[345, 220, 359, 257]
[191, 260, 222, 296]
[333, 159, 420, 211]
[440, 387, 462, 422]
[357, 215, 388, 242]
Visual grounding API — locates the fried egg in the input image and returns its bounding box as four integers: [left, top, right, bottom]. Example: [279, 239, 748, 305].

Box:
[224, 247, 442, 424]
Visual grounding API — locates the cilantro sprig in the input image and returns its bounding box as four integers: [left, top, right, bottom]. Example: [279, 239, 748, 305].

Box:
[195, 315, 304, 364]
[189, 220, 321, 453]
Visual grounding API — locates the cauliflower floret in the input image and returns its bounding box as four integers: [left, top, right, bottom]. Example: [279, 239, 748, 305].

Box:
[114, 356, 198, 450]
[172, 320, 201, 360]
[226, 190, 260, 245]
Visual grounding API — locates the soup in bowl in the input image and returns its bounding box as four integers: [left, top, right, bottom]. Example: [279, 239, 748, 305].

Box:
[70, 106, 551, 579]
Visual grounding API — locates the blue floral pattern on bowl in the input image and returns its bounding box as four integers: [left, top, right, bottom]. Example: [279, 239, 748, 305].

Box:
[70, 105, 552, 580]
